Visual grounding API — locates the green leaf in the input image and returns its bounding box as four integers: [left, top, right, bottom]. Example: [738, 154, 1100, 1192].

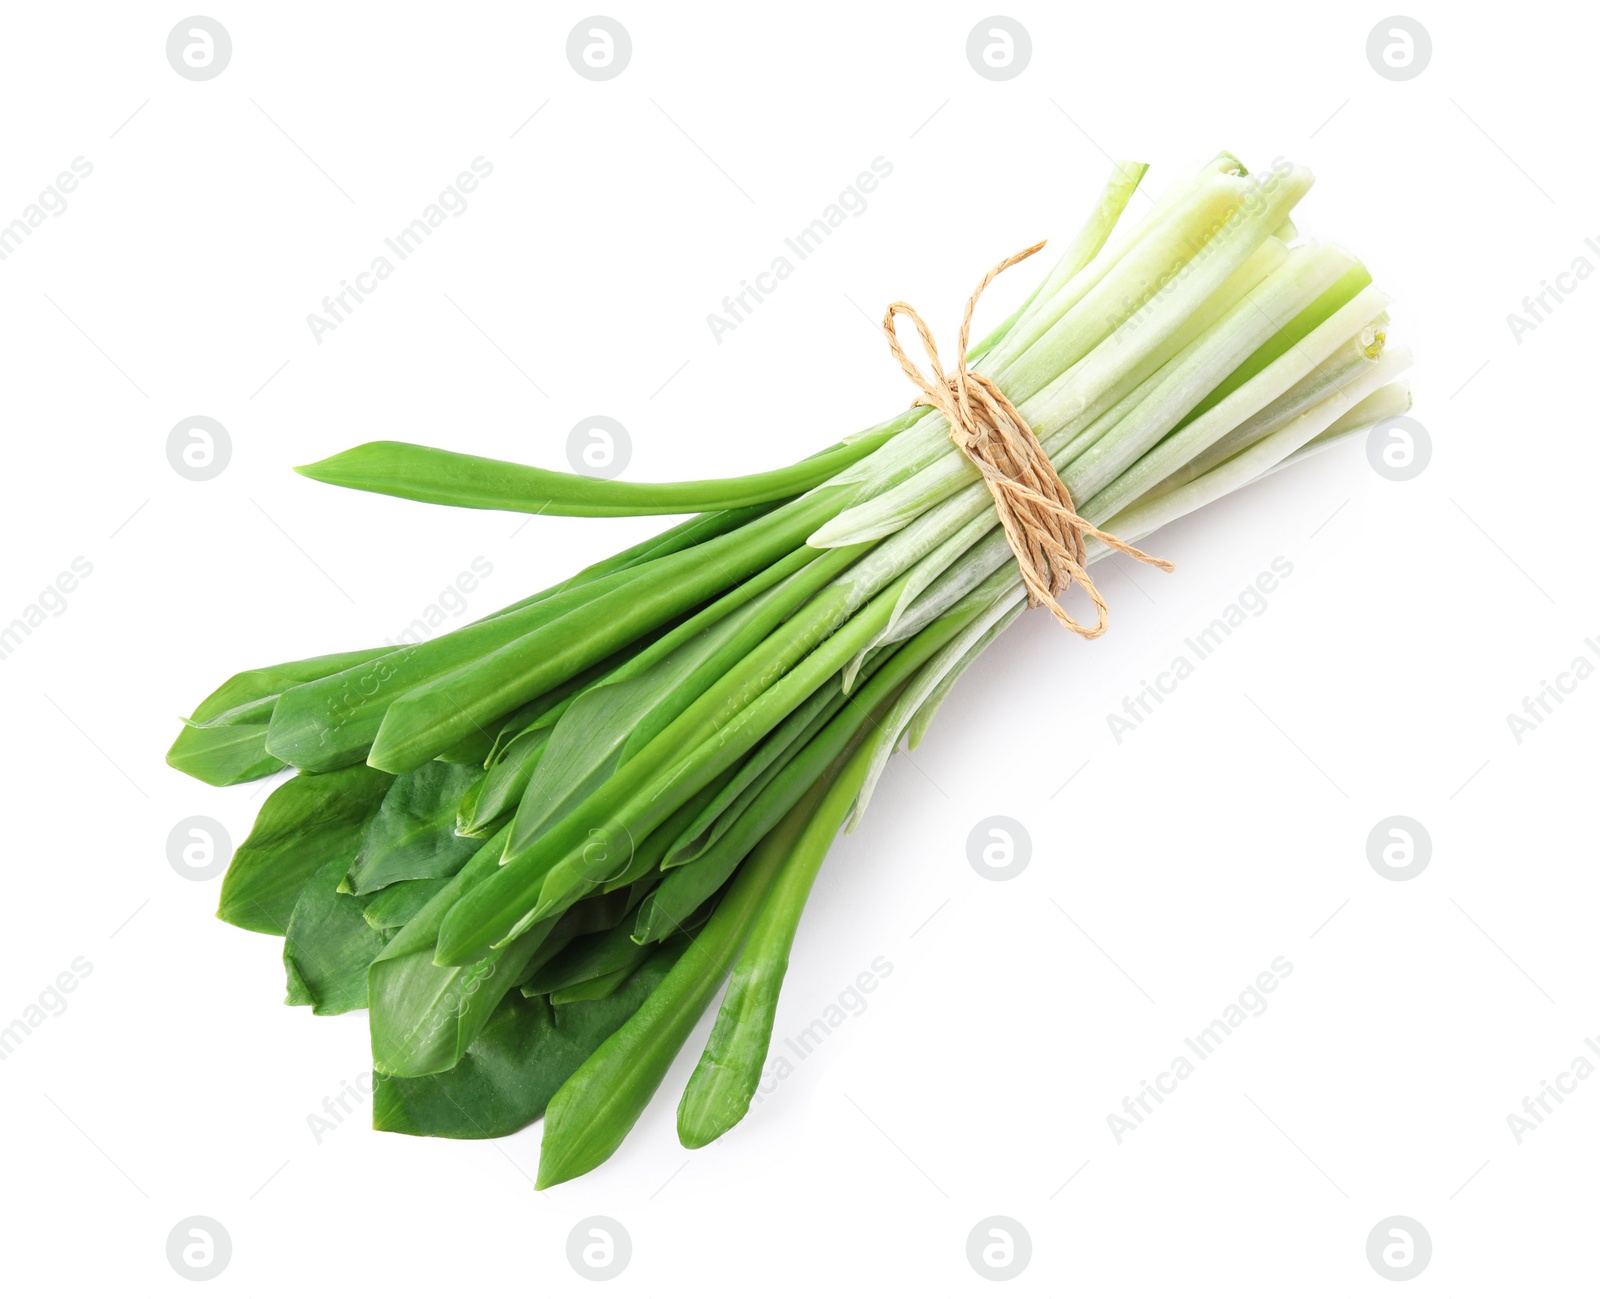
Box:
[535, 820, 794, 1188]
[370, 946, 680, 1139]
[283, 855, 390, 1015]
[295, 437, 889, 517]
[285, 956, 314, 1007]
[186, 648, 390, 726]
[678, 731, 876, 1148]
[361, 877, 453, 931]
[367, 494, 847, 776]
[345, 762, 482, 895]
[217, 766, 396, 935]
[549, 961, 645, 1005]
[662, 671, 849, 868]
[166, 647, 386, 787]
[367, 829, 552, 1078]
[524, 899, 712, 999]
[266, 507, 766, 775]
[165, 720, 284, 787]
[460, 726, 549, 836]
[504, 545, 844, 859]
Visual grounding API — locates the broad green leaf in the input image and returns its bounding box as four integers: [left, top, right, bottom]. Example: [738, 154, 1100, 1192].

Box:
[522, 923, 638, 995]
[536, 821, 794, 1188]
[166, 647, 386, 787]
[165, 720, 284, 787]
[361, 876, 453, 931]
[504, 546, 841, 858]
[345, 762, 481, 895]
[217, 766, 395, 935]
[368, 829, 553, 1077]
[549, 961, 644, 1005]
[663, 671, 848, 868]
[510, 890, 634, 986]
[460, 727, 549, 836]
[370, 946, 680, 1139]
[285, 957, 313, 1007]
[283, 855, 389, 1015]
[679, 733, 875, 1149]
[503, 667, 674, 858]
[186, 647, 389, 726]
[265, 511, 749, 774]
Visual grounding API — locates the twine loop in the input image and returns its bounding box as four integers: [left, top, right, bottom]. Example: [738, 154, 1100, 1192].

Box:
[882, 243, 1173, 639]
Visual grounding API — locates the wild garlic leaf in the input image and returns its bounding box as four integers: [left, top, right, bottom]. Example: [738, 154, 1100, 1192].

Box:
[368, 830, 552, 1078]
[361, 876, 454, 931]
[370, 947, 678, 1139]
[217, 765, 395, 935]
[345, 762, 481, 895]
[283, 855, 390, 1015]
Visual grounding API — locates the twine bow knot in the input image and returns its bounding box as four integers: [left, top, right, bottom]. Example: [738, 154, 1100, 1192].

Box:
[882, 242, 1173, 639]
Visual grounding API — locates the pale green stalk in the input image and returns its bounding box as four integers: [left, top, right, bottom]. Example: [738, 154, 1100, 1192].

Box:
[1254, 382, 1413, 479]
[813, 168, 1312, 549]
[849, 349, 1413, 826]
[1095, 344, 1415, 542]
[1016, 166, 1315, 445]
[1058, 242, 1357, 504]
[830, 238, 1313, 664]
[1080, 282, 1391, 520]
[1005, 160, 1150, 341]
[1150, 321, 1389, 492]
[845, 590, 1025, 828]
[860, 330, 1411, 672]
[984, 165, 1253, 380]
[902, 605, 1022, 750]
[818, 168, 1278, 521]
[1035, 236, 1291, 469]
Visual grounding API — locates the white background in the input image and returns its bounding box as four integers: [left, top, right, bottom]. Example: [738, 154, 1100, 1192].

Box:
[1, 2, 1594, 1293]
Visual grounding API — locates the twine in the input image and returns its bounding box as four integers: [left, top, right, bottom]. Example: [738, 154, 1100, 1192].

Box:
[882, 243, 1173, 639]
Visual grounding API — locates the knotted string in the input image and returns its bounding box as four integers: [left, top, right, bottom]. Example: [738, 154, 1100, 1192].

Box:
[882, 243, 1173, 639]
